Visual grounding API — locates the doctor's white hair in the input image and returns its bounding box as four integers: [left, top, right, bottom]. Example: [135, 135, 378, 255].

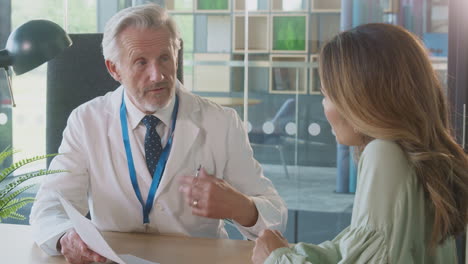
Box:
[102, 3, 181, 65]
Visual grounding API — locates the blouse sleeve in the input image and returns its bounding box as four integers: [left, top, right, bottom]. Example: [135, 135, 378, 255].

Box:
[264, 225, 389, 264]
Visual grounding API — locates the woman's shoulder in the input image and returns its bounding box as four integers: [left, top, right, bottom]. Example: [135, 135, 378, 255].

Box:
[351, 140, 421, 243]
[356, 139, 416, 217]
[360, 139, 410, 172]
[363, 139, 405, 157]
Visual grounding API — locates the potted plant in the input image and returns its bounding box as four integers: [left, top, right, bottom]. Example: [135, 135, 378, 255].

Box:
[0, 148, 65, 222]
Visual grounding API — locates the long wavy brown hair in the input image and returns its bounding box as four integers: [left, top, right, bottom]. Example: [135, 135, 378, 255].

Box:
[319, 23, 468, 249]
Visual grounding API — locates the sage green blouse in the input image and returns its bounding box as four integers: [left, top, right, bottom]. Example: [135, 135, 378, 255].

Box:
[265, 139, 457, 264]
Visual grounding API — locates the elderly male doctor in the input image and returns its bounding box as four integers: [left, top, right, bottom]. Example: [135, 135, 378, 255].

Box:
[30, 4, 287, 264]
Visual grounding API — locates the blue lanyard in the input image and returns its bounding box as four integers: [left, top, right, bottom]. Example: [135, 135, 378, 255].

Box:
[119, 93, 179, 224]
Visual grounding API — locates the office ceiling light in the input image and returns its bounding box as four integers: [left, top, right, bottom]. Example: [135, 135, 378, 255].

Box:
[0, 20, 72, 106]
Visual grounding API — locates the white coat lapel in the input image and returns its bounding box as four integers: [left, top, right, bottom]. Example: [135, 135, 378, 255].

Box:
[107, 86, 128, 160]
[154, 86, 201, 198]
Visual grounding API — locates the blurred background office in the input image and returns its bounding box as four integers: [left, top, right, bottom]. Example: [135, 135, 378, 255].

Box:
[0, 0, 466, 262]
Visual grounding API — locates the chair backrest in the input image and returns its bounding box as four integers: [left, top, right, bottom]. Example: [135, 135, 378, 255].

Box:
[46, 33, 183, 163]
[271, 98, 296, 131]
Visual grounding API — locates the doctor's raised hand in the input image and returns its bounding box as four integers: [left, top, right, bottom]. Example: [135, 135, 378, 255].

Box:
[179, 167, 259, 227]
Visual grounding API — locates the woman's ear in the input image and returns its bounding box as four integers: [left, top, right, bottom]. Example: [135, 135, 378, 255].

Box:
[105, 60, 121, 82]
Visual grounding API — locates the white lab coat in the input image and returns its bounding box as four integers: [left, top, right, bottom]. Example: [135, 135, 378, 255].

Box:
[30, 83, 287, 255]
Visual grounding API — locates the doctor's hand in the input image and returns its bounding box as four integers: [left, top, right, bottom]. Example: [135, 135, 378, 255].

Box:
[252, 229, 289, 264]
[178, 167, 259, 227]
[59, 229, 107, 264]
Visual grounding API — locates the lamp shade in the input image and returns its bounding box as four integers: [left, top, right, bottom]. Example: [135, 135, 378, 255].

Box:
[0, 20, 72, 75]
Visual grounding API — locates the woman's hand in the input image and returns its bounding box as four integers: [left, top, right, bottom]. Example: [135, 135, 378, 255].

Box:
[252, 229, 289, 264]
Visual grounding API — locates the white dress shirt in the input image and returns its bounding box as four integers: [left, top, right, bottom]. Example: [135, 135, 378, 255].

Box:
[30, 82, 287, 255]
[123, 90, 175, 149]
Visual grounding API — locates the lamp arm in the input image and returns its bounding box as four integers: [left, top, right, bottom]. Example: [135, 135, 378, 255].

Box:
[0, 49, 15, 107]
[5, 69, 16, 107]
[0, 49, 13, 68]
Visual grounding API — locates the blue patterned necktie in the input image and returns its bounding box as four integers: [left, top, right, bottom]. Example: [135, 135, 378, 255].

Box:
[141, 115, 163, 177]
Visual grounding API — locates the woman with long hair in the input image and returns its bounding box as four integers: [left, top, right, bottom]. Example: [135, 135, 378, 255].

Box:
[252, 23, 468, 263]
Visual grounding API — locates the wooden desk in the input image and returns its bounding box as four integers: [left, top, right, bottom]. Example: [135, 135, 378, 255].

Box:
[1, 224, 254, 264]
[204, 97, 261, 107]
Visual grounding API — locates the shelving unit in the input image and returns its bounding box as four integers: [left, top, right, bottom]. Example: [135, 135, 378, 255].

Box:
[270, 55, 307, 94]
[166, 0, 194, 12]
[195, 0, 230, 13]
[310, 0, 341, 12]
[234, 0, 269, 12]
[309, 12, 340, 53]
[166, 0, 341, 95]
[231, 54, 270, 93]
[271, 14, 308, 53]
[193, 53, 231, 92]
[271, 0, 308, 12]
[195, 14, 231, 53]
[233, 15, 269, 53]
[309, 55, 321, 94]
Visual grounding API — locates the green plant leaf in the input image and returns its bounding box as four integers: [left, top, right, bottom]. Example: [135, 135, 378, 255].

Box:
[0, 169, 67, 200]
[0, 153, 59, 182]
[3, 197, 35, 210]
[0, 197, 35, 221]
[0, 184, 35, 209]
[4, 211, 26, 221]
[0, 150, 67, 221]
[0, 148, 17, 167]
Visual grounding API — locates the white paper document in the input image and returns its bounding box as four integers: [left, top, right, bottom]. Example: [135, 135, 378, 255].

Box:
[57, 192, 159, 264]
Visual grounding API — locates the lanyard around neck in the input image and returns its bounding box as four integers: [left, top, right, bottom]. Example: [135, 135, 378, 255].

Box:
[119, 93, 179, 224]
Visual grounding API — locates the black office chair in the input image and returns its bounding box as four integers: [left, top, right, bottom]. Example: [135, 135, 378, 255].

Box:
[249, 98, 296, 179]
[46, 34, 183, 163]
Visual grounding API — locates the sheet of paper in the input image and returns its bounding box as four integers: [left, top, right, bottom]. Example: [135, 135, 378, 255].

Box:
[56, 192, 159, 264]
[57, 193, 126, 263]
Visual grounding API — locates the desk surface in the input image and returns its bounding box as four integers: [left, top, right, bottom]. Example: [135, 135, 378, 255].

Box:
[1, 224, 254, 264]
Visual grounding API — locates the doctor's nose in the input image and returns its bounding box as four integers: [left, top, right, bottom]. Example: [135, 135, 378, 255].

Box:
[149, 64, 164, 83]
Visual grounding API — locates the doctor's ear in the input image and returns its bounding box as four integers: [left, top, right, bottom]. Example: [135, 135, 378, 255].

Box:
[105, 60, 121, 82]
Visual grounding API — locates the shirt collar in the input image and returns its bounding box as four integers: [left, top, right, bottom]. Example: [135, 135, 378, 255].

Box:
[123, 89, 176, 130]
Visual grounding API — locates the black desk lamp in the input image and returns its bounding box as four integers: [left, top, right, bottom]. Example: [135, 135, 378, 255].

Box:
[0, 20, 72, 106]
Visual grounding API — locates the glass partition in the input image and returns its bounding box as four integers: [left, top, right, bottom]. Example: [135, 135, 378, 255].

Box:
[168, 0, 451, 244]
